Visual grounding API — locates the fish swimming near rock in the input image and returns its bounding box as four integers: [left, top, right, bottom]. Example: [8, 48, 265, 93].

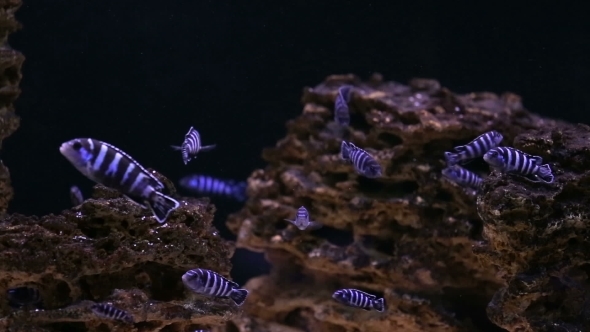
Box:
[171, 126, 216, 165]
[7, 286, 41, 307]
[178, 174, 247, 202]
[284, 206, 322, 230]
[340, 141, 382, 178]
[441, 165, 483, 190]
[444, 130, 503, 166]
[334, 85, 352, 126]
[59, 138, 180, 223]
[182, 268, 249, 306]
[483, 146, 554, 183]
[70, 185, 84, 206]
[332, 288, 385, 312]
[90, 303, 134, 323]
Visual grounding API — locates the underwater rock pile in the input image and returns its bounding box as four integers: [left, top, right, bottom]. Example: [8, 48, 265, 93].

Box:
[0, 0, 24, 215]
[227, 74, 565, 332]
[0, 180, 239, 331]
[477, 123, 590, 331]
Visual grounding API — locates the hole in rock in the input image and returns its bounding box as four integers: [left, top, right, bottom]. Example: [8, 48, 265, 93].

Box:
[4, 66, 20, 83]
[312, 225, 354, 247]
[78, 218, 111, 239]
[442, 287, 505, 332]
[377, 132, 403, 147]
[359, 235, 395, 256]
[42, 322, 87, 332]
[435, 190, 454, 202]
[275, 219, 290, 230]
[136, 322, 163, 331]
[323, 172, 349, 186]
[160, 323, 184, 331]
[422, 207, 445, 223]
[226, 321, 240, 332]
[283, 308, 307, 330]
[96, 238, 118, 255]
[95, 324, 110, 332]
[397, 112, 420, 125]
[357, 177, 418, 198]
[231, 248, 271, 285]
[349, 112, 372, 132]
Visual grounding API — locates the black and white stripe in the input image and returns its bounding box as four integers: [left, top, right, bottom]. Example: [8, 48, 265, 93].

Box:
[332, 288, 385, 312]
[91, 303, 134, 323]
[182, 268, 249, 306]
[60, 138, 180, 223]
[171, 126, 216, 165]
[340, 141, 382, 178]
[70, 185, 84, 206]
[483, 147, 554, 183]
[441, 165, 483, 190]
[444, 130, 503, 166]
[284, 206, 322, 230]
[178, 174, 247, 202]
[334, 85, 352, 126]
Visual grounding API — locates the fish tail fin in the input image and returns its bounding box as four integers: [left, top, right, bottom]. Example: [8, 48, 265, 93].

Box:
[148, 191, 180, 223]
[232, 181, 248, 202]
[200, 144, 217, 152]
[230, 288, 249, 306]
[444, 151, 460, 166]
[373, 297, 386, 312]
[536, 164, 554, 183]
[340, 141, 350, 160]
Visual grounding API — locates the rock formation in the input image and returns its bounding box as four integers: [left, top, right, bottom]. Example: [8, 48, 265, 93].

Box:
[226, 73, 576, 332]
[0, 179, 240, 331]
[0, 0, 24, 215]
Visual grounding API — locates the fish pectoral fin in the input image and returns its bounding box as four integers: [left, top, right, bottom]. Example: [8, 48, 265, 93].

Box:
[307, 221, 323, 230]
[170, 145, 182, 151]
[200, 144, 217, 152]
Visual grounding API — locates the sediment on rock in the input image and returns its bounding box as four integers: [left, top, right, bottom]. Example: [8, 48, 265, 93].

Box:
[227, 73, 564, 331]
[0, 178, 239, 332]
[0, 0, 24, 215]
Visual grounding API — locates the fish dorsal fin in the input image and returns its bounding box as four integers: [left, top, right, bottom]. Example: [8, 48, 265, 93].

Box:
[356, 290, 376, 299]
[453, 145, 467, 153]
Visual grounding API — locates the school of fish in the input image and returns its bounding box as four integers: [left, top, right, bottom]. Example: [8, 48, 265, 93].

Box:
[5, 85, 556, 326]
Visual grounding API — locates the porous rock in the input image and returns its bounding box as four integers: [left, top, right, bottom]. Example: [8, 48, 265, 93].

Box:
[0, 0, 24, 215]
[227, 74, 564, 331]
[476, 123, 590, 331]
[0, 177, 239, 331]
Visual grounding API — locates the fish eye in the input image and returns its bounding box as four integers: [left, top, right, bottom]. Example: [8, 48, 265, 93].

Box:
[72, 142, 82, 151]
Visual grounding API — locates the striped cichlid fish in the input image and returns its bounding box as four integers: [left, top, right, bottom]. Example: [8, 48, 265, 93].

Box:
[171, 126, 216, 165]
[182, 268, 249, 306]
[340, 141, 382, 178]
[284, 206, 322, 230]
[178, 174, 247, 202]
[444, 130, 503, 166]
[70, 185, 84, 206]
[60, 138, 180, 223]
[90, 303, 134, 323]
[441, 165, 483, 190]
[484, 146, 554, 183]
[334, 85, 352, 126]
[332, 288, 385, 312]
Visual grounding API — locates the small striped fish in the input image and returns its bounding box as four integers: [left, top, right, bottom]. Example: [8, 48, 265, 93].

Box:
[7, 286, 41, 307]
[332, 288, 385, 312]
[91, 303, 134, 323]
[340, 141, 382, 178]
[444, 131, 503, 166]
[178, 175, 247, 202]
[284, 206, 322, 230]
[182, 268, 249, 306]
[70, 185, 84, 206]
[441, 165, 483, 190]
[483, 147, 554, 183]
[171, 126, 216, 165]
[60, 138, 180, 223]
[334, 85, 352, 126]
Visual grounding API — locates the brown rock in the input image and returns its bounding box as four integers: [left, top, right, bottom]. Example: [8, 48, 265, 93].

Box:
[227, 74, 565, 331]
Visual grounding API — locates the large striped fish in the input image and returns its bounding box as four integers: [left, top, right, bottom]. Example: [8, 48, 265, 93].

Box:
[90, 303, 134, 324]
[171, 126, 216, 165]
[340, 141, 382, 178]
[444, 130, 503, 166]
[60, 138, 180, 223]
[284, 206, 322, 230]
[332, 288, 385, 312]
[178, 174, 247, 202]
[483, 146, 554, 183]
[182, 268, 249, 306]
[334, 85, 352, 126]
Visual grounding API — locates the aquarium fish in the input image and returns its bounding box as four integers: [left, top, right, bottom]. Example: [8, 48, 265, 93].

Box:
[284, 206, 322, 230]
[182, 268, 249, 306]
[178, 174, 247, 202]
[171, 126, 216, 165]
[7, 286, 41, 307]
[483, 146, 554, 183]
[332, 288, 385, 312]
[340, 141, 382, 178]
[444, 130, 503, 166]
[334, 85, 352, 126]
[70, 185, 84, 206]
[441, 165, 483, 190]
[91, 303, 134, 323]
[60, 138, 180, 223]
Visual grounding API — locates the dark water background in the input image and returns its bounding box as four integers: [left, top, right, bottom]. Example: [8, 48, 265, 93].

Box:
[4, 2, 590, 289]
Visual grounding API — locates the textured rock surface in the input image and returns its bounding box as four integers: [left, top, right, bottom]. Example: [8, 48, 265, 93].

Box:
[227, 74, 565, 331]
[476, 123, 590, 331]
[0, 0, 24, 215]
[0, 175, 239, 332]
